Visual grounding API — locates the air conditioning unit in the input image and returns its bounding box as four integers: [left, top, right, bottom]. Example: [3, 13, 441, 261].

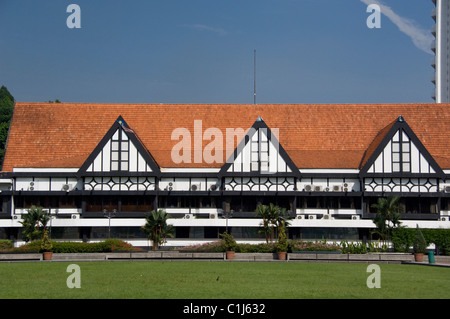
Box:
[296, 215, 303, 219]
[209, 184, 218, 191]
[308, 215, 316, 220]
[13, 215, 21, 220]
[314, 185, 322, 192]
[29, 181, 35, 191]
[184, 214, 193, 219]
[343, 183, 350, 192]
[191, 184, 200, 191]
[304, 185, 313, 192]
[444, 186, 450, 193]
[440, 217, 448, 221]
[209, 213, 218, 219]
[61, 184, 73, 192]
[169, 182, 173, 186]
[351, 215, 360, 220]
[71, 214, 79, 219]
[322, 214, 332, 220]
[332, 185, 342, 192]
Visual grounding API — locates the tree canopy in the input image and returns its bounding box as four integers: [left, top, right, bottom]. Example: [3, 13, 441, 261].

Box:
[0, 85, 14, 167]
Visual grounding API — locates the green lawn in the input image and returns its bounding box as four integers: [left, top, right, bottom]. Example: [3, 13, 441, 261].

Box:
[0, 261, 448, 299]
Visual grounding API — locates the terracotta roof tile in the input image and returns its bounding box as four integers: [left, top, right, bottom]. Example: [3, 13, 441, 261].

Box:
[2, 103, 450, 171]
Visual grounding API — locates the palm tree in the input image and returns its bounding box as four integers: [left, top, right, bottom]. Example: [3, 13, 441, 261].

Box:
[255, 204, 272, 243]
[142, 209, 174, 250]
[371, 196, 402, 241]
[20, 205, 50, 242]
[256, 203, 293, 243]
[273, 207, 292, 237]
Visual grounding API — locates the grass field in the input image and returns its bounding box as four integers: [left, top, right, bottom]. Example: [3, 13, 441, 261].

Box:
[0, 261, 448, 299]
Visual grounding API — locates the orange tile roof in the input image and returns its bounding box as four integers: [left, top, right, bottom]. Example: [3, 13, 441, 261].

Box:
[359, 119, 397, 169]
[3, 103, 450, 172]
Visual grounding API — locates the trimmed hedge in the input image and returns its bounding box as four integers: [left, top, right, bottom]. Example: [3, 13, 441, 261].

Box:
[179, 241, 277, 253]
[392, 228, 450, 255]
[9, 239, 137, 253]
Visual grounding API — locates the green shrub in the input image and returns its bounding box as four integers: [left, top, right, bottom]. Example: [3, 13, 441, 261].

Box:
[413, 226, 427, 254]
[13, 240, 42, 252]
[341, 241, 367, 254]
[236, 243, 276, 253]
[179, 241, 224, 252]
[103, 239, 135, 251]
[290, 240, 342, 252]
[219, 232, 238, 252]
[0, 240, 13, 251]
[40, 231, 53, 252]
[276, 224, 288, 252]
[391, 227, 415, 253]
[11, 239, 135, 253]
[422, 229, 450, 255]
[367, 240, 388, 252]
[52, 242, 101, 253]
[390, 228, 450, 256]
[180, 241, 277, 253]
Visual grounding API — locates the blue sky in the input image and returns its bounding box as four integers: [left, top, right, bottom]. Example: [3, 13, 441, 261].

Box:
[0, 0, 436, 104]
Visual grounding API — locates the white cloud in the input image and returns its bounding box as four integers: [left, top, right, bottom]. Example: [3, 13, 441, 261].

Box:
[361, 0, 433, 54]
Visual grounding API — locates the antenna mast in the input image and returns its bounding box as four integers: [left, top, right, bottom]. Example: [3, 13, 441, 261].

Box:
[253, 49, 256, 105]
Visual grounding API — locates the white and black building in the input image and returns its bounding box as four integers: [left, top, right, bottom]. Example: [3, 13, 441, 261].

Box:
[0, 102, 449, 246]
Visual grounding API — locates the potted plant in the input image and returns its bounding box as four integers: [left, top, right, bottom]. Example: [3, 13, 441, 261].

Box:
[41, 230, 53, 260]
[220, 232, 237, 260]
[276, 222, 288, 260]
[413, 225, 427, 262]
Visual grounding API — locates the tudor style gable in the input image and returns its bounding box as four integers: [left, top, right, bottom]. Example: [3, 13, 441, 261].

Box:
[361, 116, 444, 193]
[79, 116, 159, 176]
[78, 117, 160, 192]
[219, 117, 299, 191]
[220, 117, 298, 175]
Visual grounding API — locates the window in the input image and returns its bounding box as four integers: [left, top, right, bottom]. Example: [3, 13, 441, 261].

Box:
[86, 196, 118, 212]
[111, 129, 129, 171]
[121, 196, 154, 212]
[391, 130, 411, 173]
[250, 129, 269, 172]
[14, 196, 81, 209]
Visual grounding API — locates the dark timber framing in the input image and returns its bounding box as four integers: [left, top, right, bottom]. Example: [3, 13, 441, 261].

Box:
[3, 115, 449, 229]
[78, 116, 161, 177]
